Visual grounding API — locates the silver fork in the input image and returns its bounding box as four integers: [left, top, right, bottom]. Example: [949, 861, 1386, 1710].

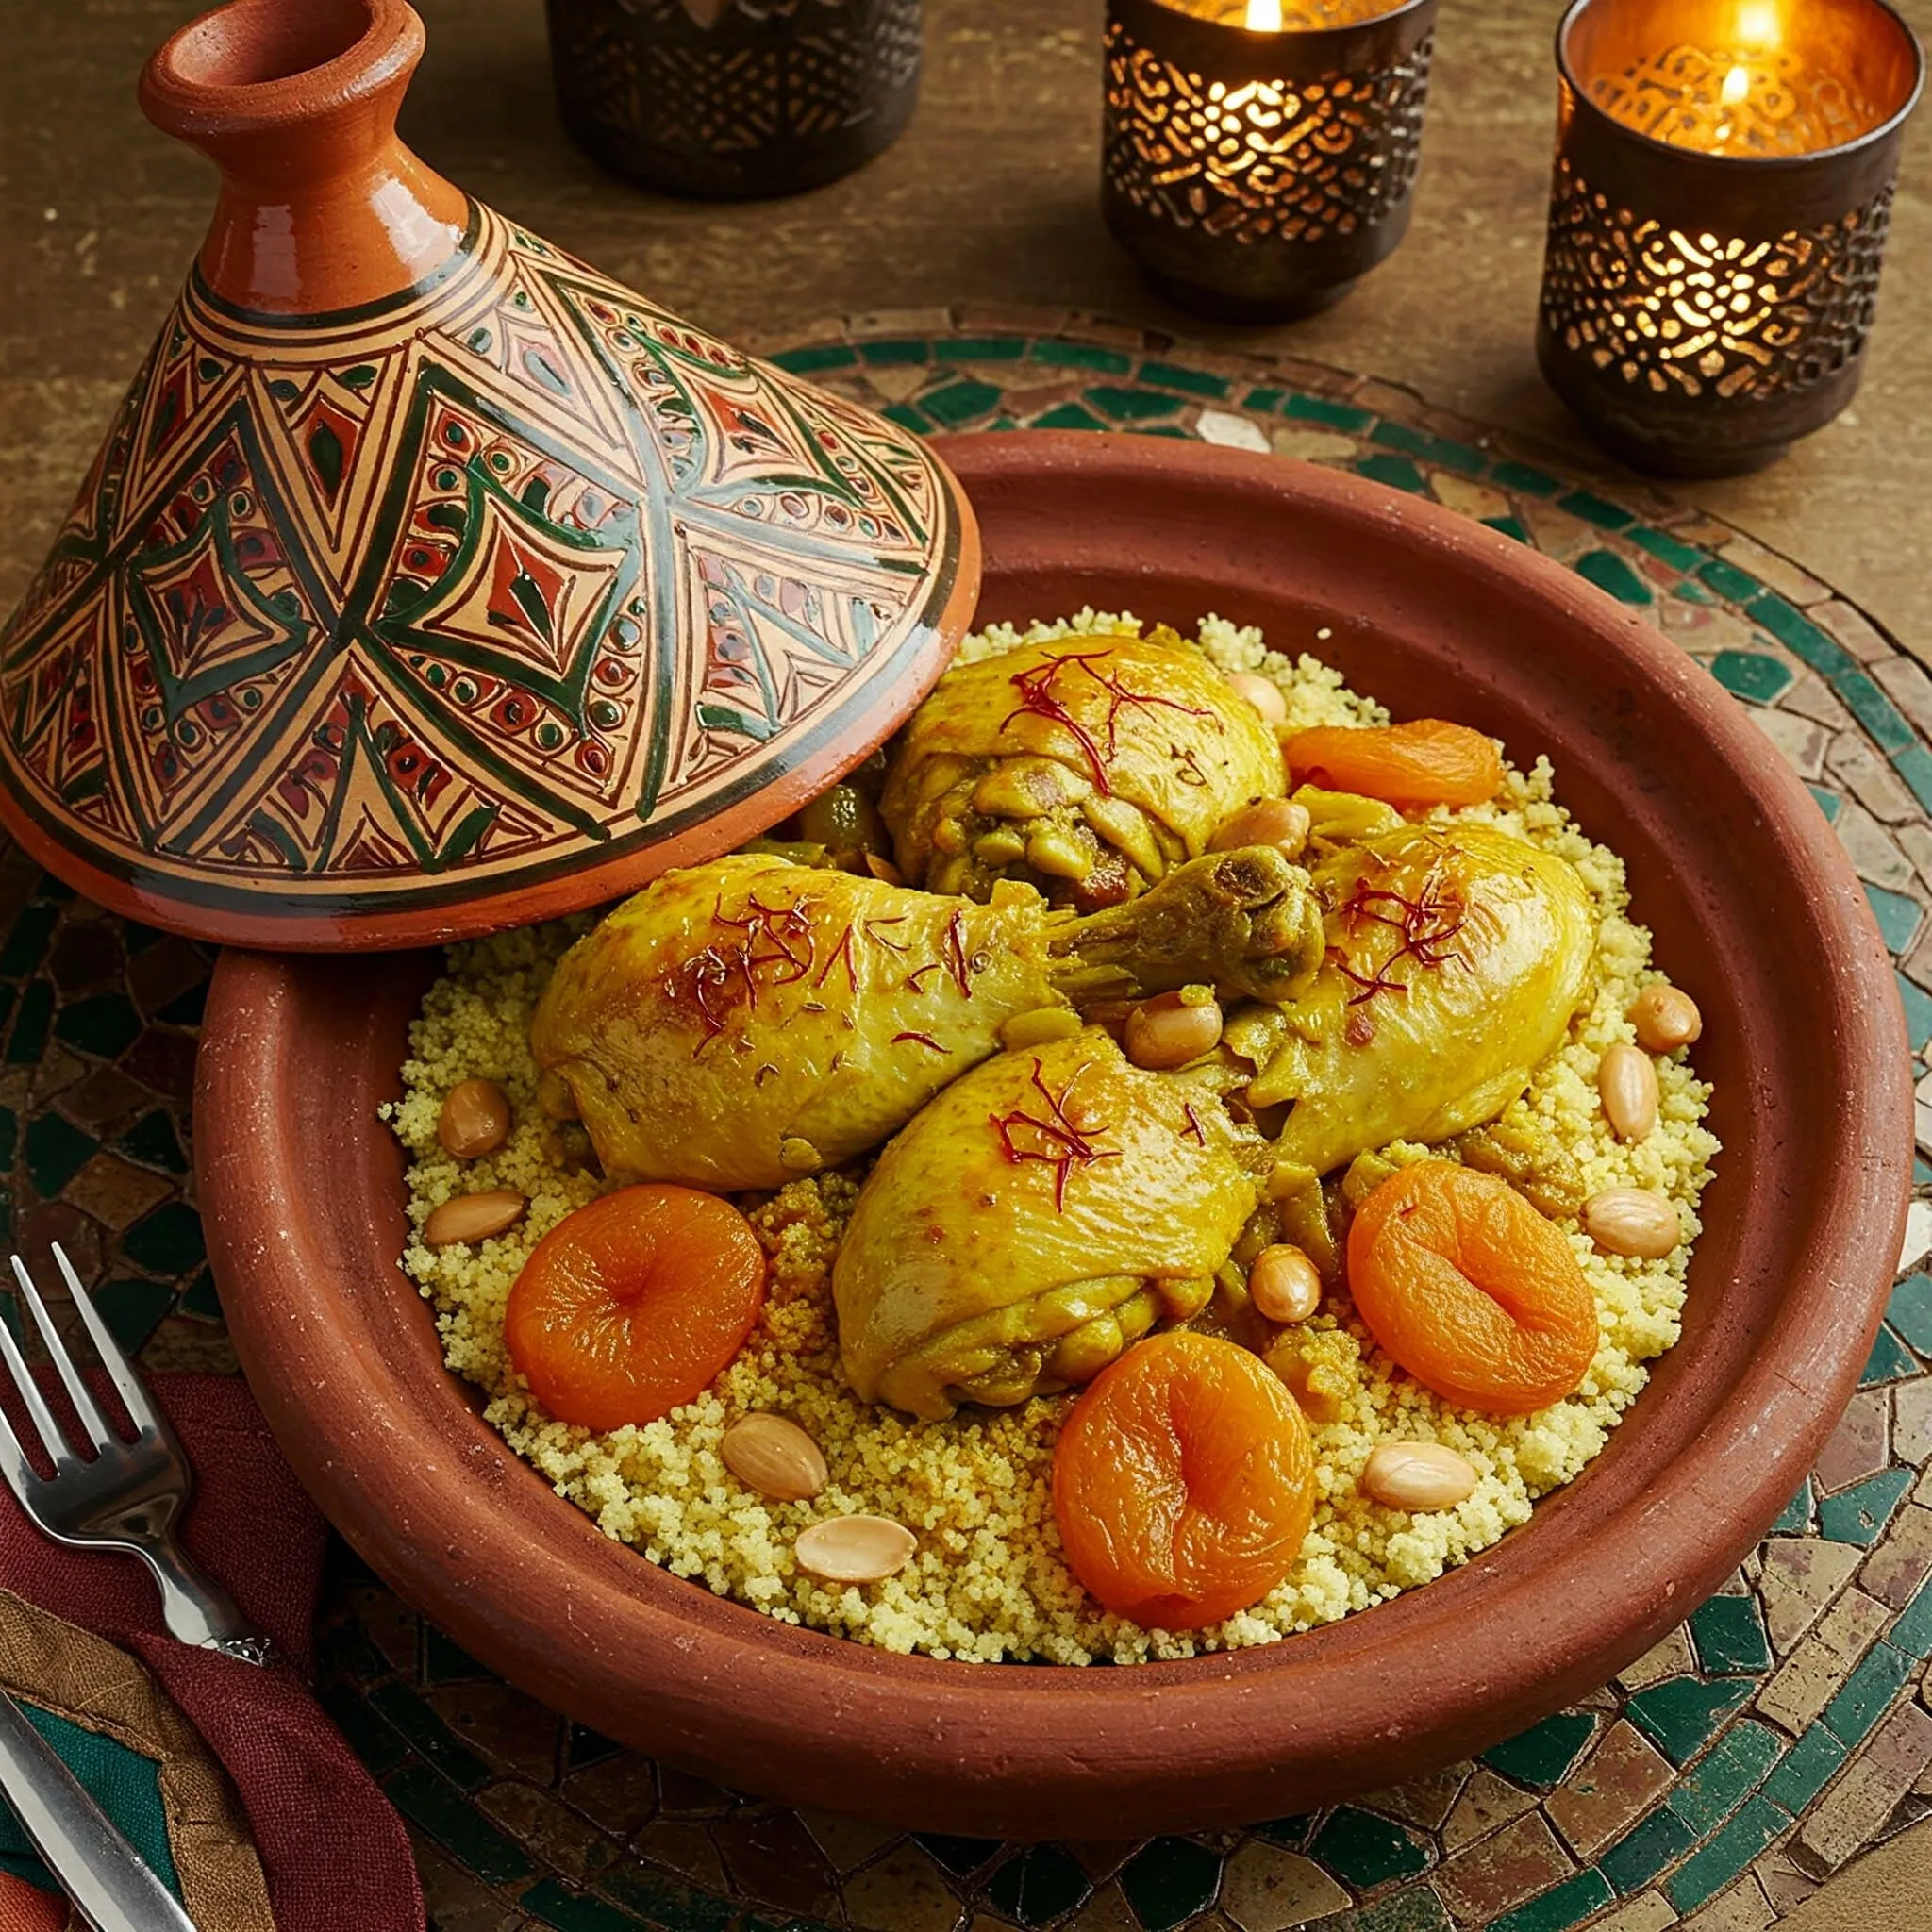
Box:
[0, 1245, 274, 1666]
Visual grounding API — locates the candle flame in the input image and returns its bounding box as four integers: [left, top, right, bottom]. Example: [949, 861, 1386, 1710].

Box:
[1720, 63, 1750, 106]
[1734, 1, 1782, 50]
[1246, 0, 1283, 29]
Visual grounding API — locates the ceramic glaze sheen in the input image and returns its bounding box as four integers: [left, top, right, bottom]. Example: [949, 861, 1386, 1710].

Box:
[194, 433, 1911, 1838]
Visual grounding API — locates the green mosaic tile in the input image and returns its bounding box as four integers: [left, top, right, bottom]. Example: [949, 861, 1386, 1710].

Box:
[35, 878, 75, 904]
[1033, 402, 1110, 432]
[1708, 649, 1793, 705]
[1334, 1890, 1452, 1932]
[1490, 1868, 1614, 1932]
[1134, 425, 1191, 438]
[767, 343, 858, 375]
[1483, 515, 1531, 543]
[1690, 1594, 1772, 1675]
[1818, 1466, 1914, 1545]
[1892, 743, 1932, 816]
[857, 338, 929, 365]
[564, 1724, 622, 1772]
[1663, 1795, 1790, 1914]
[93, 1279, 174, 1354]
[1086, 386, 1185, 422]
[120, 1203, 205, 1274]
[1918, 1156, 1932, 1184]
[987, 1842, 1091, 1925]
[1808, 786, 1842, 823]
[319, 1680, 408, 1776]
[1699, 557, 1762, 602]
[0, 1108, 17, 1169]
[882, 402, 933, 433]
[1355, 454, 1428, 494]
[51, 991, 141, 1058]
[7, 980, 52, 1063]
[1307, 1807, 1431, 1889]
[1746, 593, 1854, 676]
[1837, 670, 1919, 755]
[1255, 1813, 1319, 1851]
[1627, 526, 1707, 573]
[0, 906, 57, 979]
[1763, 1724, 1848, 1810]
[155, 980, 207, 1027]
[119, 1109, 187, 1174]
[1117, 1837, 1223, 1931]
[1773, 1481, 1813, 1534]
[914, 1832, 1000, 1876]
[1574, 550, 1652, 606]
[936, 337, 1026, 361]
[1866, 883, 1925, 952]
[366, 1681, 491, 1790]
[1489, 460, 1563, 497]
[1863, 1325, 1919, 1384]
[318, 1617, 393, 1687]
[1285, 392, 1371, 431]
[1676, 580, 1715, 602]
[1626, 1676, 1755, 1764]
[425, 1629, 487, 1681]
[1600, 1806, 1697, 1893]
[1822, 1641, 1913, 1746]
[520, 1879, 645, 1932]
[1241, 387, 1285, 412]
[1888, 1572, 1932, 1657]
[921, 378, 1004, 427]
[25, 1113, 96, 1197]
[1480, 1711, 1595, 1788]
[1896, 972, 1932, 1053]
[1033, 340, 1134, 374]
[1370, 422, 1485, 475]
[384, 1765, 534, 1887]
[1557, 490, 1633, 531]
[1888, 1274, 1932, 1352]
[1140, 360, 1230, 399]
[1667, 1719, 1784, 1834]
[178, 1268, 222, 1322]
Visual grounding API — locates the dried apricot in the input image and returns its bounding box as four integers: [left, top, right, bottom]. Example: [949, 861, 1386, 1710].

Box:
[1285, 720, 1503, 808]
[505, 1185, 765, 1431]
[1346, 1160, 1597, 1415]
[1052, 1331, 1315, 1629]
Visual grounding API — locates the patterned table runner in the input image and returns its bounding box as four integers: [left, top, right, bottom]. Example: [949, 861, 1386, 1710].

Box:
[11, 315, 1932, 1932]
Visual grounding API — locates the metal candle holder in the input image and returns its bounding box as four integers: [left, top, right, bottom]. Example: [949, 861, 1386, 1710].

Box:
[1101, 0, 1439, 322]
[546, 0, 922, 200]
[1537, 0, 1924, 477]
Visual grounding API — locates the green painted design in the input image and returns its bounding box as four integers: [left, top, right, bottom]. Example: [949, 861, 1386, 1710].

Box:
[1821, 1641, 1913, 1746]
[1888, 1274, 1932, 1353]
[1626, 526, 1707, 573]
[1488, 460, 1563, 497]
[1690, 1594, 1772, 1675]
[1370, 422, 1485, 475]
[1708, 650, 1793, 705]
[367, 1680, 493, 1790]
[986, 1843, 1091, 1925]
[1662, 1795, 1790, 1914]
[935, 337, 1027, 361]
[1479, 1711, 1595, 1789]
[120, 1202, 207, 1274]
[856, 338, 929, 365]
[766, 344, 859, 375]
[1888, 1573, 1932, 1657]
[1666, 1719, 1783, 1834]
[1283, 391, 1371, 431]
[1033, 402, 1110, 432]
[25, 1112, 96, 1197]
[93, 1278, 175, 1353]
[1891, 743, 1932, 815]
[1574, 550, 1652, 607]
[1817, 1465, 1914, 1545]
[1556, 490, 1633, 532]
[1837, 670, 1919, 754]
[1762, 1725, 1848, 1811]
[1894, 972, 1932, 1052]
[1746, 593, 1854, 676]
[1086, 386, 1185, 422]
[1140, 360, 1231, 399]
[1489, 1867, 1614, 1932]
[1599, 1806, 1697, 1893]
[1117, 1837, 1224, 1931]
[1355, 454, 1428, 494]
[1698, 557, 1762, 602]
[1032, 340, 1134, 374]
[920, 378, 1005, 427]
[52, 991, 142, 1058]
[7, 981, 54, 1063]
[0, 905, 57, 977]
[1307, 1807, 1432, 1888]
[1625, 1676, 1754, 1764]
[1859, 1324, 1916, 1384]
[1865, 882, 1924, 952]
[384, 1765, 535, 1886]
[520, 1879, 646, 1931]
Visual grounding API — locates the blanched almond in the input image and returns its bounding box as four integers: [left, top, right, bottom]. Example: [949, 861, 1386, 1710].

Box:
[1210, 796, 1311, 859]
[1124, 990, 1224, 1070]
[1248, 1244, 1322, 1324]
[1630, 983, 1703, 1053]
[722, 1414, 828, 1502]
[438, 1078, 511, 1158]
[1361, 1441, 1477, 1511]
[423, 1190, 525, 1247]
[1227, 671, 1289, 725]
[795, 1515, 917, 1583]
[1583, 1187, 1681, 1258]
[1598, 1043, 1659, 1141]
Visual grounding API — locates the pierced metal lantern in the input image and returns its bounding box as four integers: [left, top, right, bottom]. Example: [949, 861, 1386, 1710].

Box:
[546, 0, 923, 200]
[1537, 0, 1924, 476]
[1101, 0, 1439, 322]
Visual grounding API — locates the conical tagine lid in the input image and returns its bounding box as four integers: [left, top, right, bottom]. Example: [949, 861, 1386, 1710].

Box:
[0, 0, 979, 949]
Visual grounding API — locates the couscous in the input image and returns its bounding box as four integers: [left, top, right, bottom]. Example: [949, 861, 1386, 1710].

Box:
[386, 611, 1718, 1664]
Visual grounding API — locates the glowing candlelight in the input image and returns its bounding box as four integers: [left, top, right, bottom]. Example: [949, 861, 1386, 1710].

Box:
[1246, 0, 1283, 28]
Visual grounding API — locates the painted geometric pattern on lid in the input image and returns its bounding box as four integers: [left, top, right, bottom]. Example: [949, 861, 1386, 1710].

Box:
[0, 207, 962, 930]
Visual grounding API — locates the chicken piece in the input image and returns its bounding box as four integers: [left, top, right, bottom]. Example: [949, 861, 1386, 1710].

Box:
[880, 628, 1284, 909]
[531, 847, 1324, 1191]
[1251, 818, 1595, 1205]
[833, 1030, 1256, 1419]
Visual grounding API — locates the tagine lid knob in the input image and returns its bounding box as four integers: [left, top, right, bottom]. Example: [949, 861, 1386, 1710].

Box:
[0, 0, 980, 950]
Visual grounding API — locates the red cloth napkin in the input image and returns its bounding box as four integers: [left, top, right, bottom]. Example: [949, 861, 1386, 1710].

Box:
[1, 1373, 423, 1932]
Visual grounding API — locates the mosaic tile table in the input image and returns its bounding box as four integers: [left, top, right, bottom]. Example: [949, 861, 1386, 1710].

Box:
[8, 318, 1932, 1932]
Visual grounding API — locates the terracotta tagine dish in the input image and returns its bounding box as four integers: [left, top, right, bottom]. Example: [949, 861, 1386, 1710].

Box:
[0, 0, 978, 950]
[195, 431, 1912, 1838]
